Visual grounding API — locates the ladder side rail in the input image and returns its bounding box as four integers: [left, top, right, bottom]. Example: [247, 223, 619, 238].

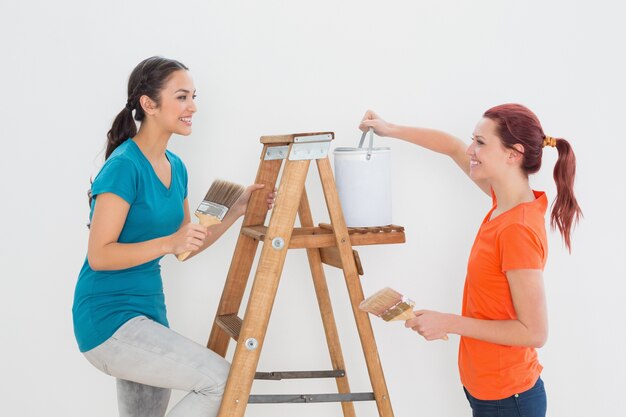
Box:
[317, 157, 395, 417]
[207, 146, 282, 356]
[298, 188, 357, 417]
[217, 157, 311, 417]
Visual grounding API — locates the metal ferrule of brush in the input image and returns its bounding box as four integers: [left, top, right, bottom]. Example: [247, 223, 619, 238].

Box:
[380, 298, 415, 321]
[196, 201, 229, 221]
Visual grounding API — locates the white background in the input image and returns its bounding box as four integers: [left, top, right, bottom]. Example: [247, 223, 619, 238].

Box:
[1, 1, 624, 416]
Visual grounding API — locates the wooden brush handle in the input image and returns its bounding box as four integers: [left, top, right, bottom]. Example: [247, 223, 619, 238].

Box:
[176, 213, 222, 261]
[391, 310, 449, 341]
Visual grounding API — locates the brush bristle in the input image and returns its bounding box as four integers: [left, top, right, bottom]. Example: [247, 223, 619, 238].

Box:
[204, 179, 246, 208]
[359, 287, 404, 316]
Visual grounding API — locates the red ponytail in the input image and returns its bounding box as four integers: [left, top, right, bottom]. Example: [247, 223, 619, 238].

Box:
[551, 138, 582, 251]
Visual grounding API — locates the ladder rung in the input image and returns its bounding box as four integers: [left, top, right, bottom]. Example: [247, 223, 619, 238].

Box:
[240, 225, 268, 240]
[240, 225, 405, 248]
[248, 392, 375, 403]
[254, 370, 345, 380]
[215, 314, 242, 341]
[319, 246, 364, 275]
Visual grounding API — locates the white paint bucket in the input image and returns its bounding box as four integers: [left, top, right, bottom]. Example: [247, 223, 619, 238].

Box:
[333, 128, 392, 227]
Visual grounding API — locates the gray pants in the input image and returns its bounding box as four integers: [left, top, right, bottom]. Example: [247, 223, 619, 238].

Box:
[84, 316, 231, 417]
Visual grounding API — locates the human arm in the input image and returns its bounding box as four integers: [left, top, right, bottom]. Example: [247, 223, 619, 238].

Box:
[359, 109, 490, 195]
[405, 269, 548, 348]
[180, 183, 276, 261]
[87, 193, 208, 271]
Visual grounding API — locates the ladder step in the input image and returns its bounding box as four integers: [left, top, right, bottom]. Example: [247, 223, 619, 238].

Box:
[319, 246, 364, 276]
[240, 225, 405, 249]
[215, 314, 242, 341]
[248, 392, 375, 404]
[240, 225, 268, 240]
[254, 370, 345, 380]
[318, 223, 405, 234]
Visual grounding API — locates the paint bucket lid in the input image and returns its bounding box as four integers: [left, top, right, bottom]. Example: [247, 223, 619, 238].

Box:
[334, 147, 391, 153]
[334, 128, 389, 160]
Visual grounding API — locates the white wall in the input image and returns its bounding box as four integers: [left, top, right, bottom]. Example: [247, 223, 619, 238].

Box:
[1, 0, 624, 416]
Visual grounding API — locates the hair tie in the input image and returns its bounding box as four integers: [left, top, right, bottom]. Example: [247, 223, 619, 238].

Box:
[543, 135, 557, 148]
[125, 101, 133, 111]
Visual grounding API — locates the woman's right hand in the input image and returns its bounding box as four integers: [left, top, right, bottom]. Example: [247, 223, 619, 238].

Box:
[168, 223, 209, 255]
[359, 109, 394, 137]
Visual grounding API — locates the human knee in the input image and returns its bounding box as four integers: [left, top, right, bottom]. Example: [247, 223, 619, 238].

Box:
[197, 361, 230, 396]
[199, 380, 226, 398]
[196, 379, 226, 398]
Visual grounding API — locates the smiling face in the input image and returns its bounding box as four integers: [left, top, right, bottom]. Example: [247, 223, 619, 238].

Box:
[144, 69, 197, 136]
[467, 117, 519, 182]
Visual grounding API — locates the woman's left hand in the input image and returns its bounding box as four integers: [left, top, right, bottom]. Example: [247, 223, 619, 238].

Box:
[405, 310, 453, 341]
[232, 184, 277, 217]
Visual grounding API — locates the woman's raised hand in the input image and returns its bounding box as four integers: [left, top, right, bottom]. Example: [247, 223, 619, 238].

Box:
[359, 109, 394, 137]
[231, 184, 277, 217]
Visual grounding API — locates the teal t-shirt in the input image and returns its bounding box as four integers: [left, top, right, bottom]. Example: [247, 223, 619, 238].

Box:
[72, 139, 188, 352]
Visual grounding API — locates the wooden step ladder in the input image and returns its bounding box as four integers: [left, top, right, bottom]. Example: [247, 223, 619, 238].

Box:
[207, 132, 406, 417]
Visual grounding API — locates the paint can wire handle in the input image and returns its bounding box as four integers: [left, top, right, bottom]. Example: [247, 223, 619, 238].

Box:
[358, 127, 375, 160]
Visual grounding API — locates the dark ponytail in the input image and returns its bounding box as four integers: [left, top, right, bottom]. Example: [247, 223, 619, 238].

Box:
[105, 106, 137, 159]
[88, 56, 189, 210]
[550, 138, 582, 252]
[483, 104, 582, 252]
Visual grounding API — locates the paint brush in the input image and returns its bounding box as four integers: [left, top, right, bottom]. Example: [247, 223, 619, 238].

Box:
[177, 179, 246, 261]
[359, 287, 416, 321]
[359, 287, 448, 340]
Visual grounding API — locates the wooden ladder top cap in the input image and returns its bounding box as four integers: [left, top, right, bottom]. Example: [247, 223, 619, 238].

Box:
[260, 132, 335, 144]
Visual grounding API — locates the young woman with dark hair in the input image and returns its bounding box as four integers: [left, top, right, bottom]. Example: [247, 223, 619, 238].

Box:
[73, 56, 275, 417]
[360, 104, 581, 417]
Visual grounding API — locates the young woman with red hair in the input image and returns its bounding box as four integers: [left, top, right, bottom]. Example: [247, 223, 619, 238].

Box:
[360, 104, 581, 417]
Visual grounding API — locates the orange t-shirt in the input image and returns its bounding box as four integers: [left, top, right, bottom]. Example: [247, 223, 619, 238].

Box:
[459, 190, 548, 400]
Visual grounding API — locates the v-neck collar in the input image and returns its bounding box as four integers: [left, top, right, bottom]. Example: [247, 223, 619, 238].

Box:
[483, 189, 547, 225]
[129, 139, 174, 195]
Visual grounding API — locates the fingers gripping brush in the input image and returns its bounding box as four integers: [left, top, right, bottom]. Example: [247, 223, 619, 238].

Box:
[177, 179, 246, 261]
[359, 287, 448, 340]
